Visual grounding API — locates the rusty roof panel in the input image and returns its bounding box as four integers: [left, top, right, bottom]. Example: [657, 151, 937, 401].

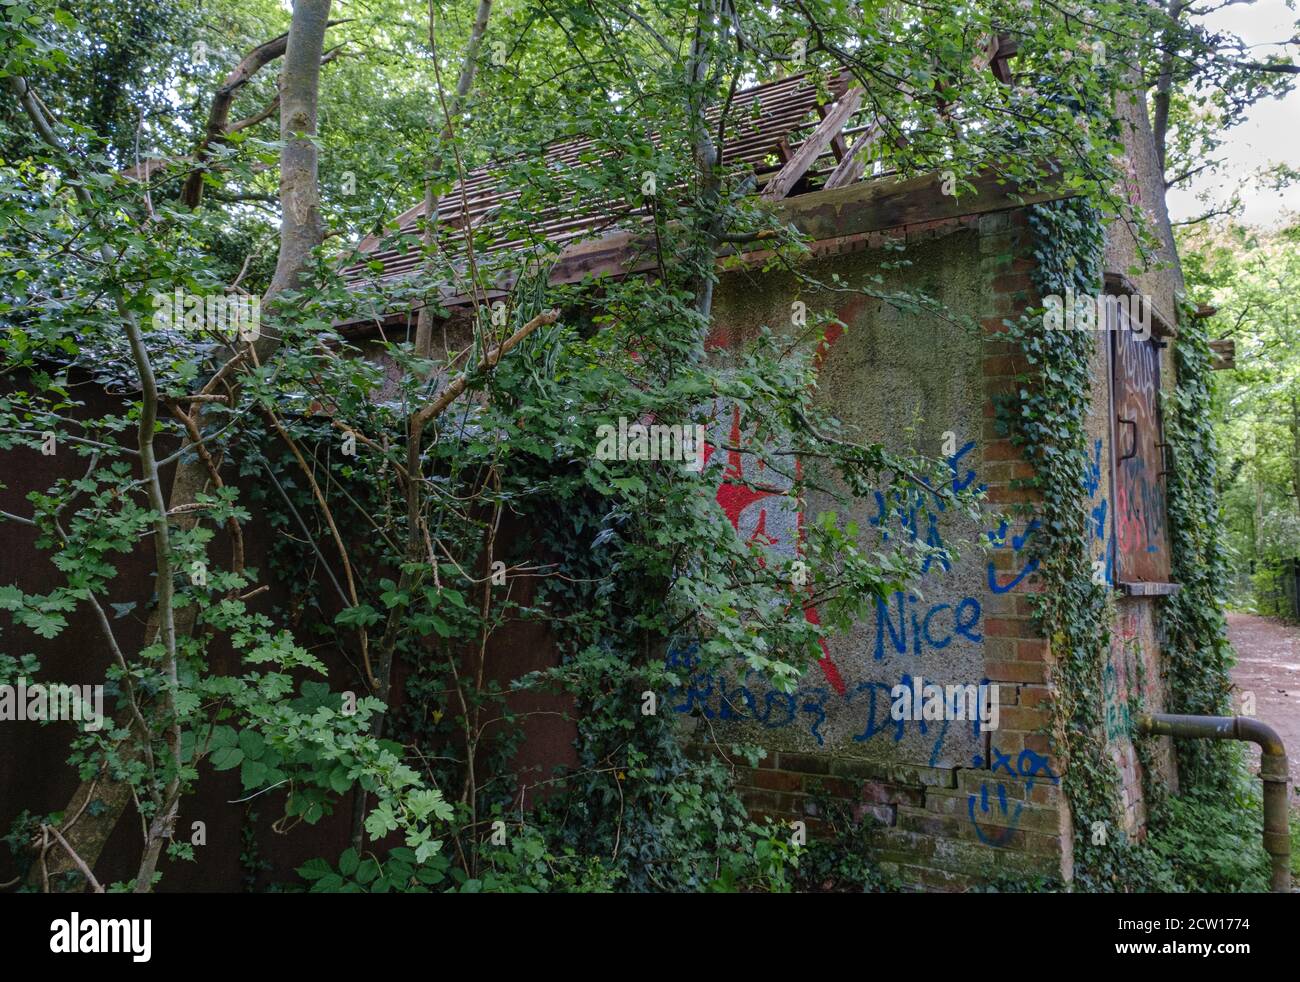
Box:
[344, 72, 855, 285]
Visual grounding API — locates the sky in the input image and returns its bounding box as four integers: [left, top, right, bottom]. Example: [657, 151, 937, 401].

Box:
[1165, 0, 1300, 228]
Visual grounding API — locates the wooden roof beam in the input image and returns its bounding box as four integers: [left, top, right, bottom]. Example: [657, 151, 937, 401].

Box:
[761, 86, 864, 200]
[824, 118, 884, 190]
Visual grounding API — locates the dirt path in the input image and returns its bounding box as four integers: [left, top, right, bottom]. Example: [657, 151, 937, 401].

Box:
[1226, 612, 1300, 792]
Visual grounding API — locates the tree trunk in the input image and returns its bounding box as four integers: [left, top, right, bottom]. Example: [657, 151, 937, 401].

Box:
[1290, 390, 1300, 507]
[352, 0, 494, 851]
[180, 32, 289, 208]
[36, 0, 333, 891]
[1151, 0, 1185, 173]
[413, 0, 493, 359]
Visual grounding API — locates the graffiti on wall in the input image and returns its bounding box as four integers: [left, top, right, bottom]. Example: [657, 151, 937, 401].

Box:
[659, 300, 1119, 846]
[1105, 607, 1152, 829]
[1105, 608, 1150, 747]
[665, 425, 1027, 753]
[1112, 324, 1170, 582]
[1086, 438, 1114, 587]
[666, 644, 978, 766]
[966, 745, 1059, 846]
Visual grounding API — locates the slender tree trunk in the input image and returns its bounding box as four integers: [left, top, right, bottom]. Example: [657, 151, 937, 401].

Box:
[1151, 0, 1185, 173]
[413, 0, 493, 359]
[265, 0, 331, 306]
[1290, 390, 1300, 507]
[126, 309, 181, 892]
[180, 32, 289, 208]
[685, 0, 725, 330]
[29, 0, 333, 891]
[352, 0, 494, 850]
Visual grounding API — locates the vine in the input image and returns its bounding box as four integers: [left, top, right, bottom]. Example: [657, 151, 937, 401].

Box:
[1160, 300, 1236, 792]
[999, 196, 1266, 891]
[1000, 198, 1156, 889]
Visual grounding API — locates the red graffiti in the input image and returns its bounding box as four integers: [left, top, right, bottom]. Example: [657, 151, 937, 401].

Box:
[704, 295, 853, 695]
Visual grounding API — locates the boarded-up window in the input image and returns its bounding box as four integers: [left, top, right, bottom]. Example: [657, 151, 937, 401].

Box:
[1109, 301, 1172, 585]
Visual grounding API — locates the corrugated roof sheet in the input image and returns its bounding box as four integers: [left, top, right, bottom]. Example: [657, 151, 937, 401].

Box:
[344, 71, 863, 286]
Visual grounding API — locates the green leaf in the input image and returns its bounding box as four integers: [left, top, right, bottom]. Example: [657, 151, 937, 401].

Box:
[328, 765, 352, 793]
[209, 746, 243, 771]
[355, 859, 380, 884]
[338, 847, 360, 877]
[335, 604, 380, 628]
[238, 729, 266, 760]
[240, 758, 269, 789]
[364, 802, 399, 840]
[297, 858, 332, 881]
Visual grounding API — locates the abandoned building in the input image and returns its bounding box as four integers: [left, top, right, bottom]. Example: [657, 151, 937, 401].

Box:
[1, 38, 1205, 891]
[331, 47, 1187, 889]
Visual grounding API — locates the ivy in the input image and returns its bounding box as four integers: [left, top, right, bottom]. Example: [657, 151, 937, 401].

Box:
[1160, 302, 1236, 791]
[997, 196, 1263, 891]
[1000, 198, 1154, 889]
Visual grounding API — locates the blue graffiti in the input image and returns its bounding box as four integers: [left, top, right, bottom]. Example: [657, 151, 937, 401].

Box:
[948, 441, 986, 496]
[985, 519, 1041, 593]
[1085, 438, 1115, 585]
[966, 746, 1059, 847]
[665, 433, 1052, 776]
[968, 782, 1022, 846]
[869, 488, 951, 573]
[665, 645, 835, 744]
[845, 674, 949, 763]
[874, 592, 982, 660]
[667, 645, 972, 760]
[870, 442, 990, 575]
[1084, 438, 1104, 498]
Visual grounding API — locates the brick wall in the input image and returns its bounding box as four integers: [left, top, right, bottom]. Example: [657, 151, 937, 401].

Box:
[682, 206, 1073, 889]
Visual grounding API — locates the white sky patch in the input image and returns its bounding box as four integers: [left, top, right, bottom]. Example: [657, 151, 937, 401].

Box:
[1165, 0, 1300, 228]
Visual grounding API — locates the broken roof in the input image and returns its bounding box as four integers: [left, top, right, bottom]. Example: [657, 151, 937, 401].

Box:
[343, 39, 1014, 311]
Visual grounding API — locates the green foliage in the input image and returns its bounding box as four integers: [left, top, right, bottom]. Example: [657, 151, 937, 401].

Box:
[2, 0, 1275, 894]
[1178, 223, 1300, 619]
[997, 198, 1267, 891]
[1144, 769, 1271, 893]
[297, 828, 626, 893]
[1002, 197, 1140, 889]
[1160, 298, 1237, 790]
[785, 790, 899, 894]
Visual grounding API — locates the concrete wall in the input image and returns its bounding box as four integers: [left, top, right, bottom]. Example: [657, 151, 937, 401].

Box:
[683, 125, 1189, 883]
[671, 207, 1071, 887]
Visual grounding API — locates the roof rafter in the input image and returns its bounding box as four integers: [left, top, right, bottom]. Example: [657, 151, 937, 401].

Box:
[761, 86, 864, 200]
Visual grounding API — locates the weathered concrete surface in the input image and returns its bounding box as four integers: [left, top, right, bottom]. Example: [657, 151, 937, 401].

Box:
[683, 225, 989, 769]
[670, 208, 1069, 885]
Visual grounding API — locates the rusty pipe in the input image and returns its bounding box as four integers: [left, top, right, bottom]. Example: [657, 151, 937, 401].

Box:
[1137, 713, 1291, 893]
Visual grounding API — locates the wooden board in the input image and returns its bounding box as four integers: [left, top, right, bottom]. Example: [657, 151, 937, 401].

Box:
[1111, 306, 1173, 583]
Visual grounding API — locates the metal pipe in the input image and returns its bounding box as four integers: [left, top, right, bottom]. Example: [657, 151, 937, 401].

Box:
[1137, 713, 1291, 892]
